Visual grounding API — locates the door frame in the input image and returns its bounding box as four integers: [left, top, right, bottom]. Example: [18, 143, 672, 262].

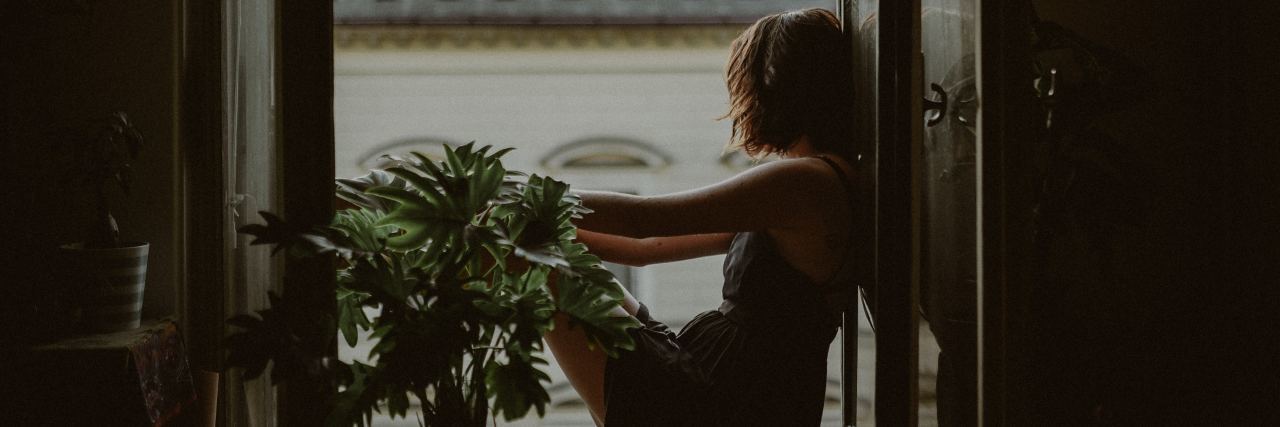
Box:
[977, 0, 1036, 425]
[874, 0, 924, 424]
[276, 0, 338, 425]
[839, 0, 924, 425]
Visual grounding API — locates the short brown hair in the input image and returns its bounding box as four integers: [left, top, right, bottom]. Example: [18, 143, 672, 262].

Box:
[722, 8, 855, 159]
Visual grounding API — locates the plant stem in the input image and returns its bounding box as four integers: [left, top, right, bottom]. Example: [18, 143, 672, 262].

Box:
[88, 187, 120, 248]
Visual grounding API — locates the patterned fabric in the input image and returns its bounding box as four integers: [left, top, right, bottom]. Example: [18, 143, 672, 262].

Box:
[31, 318, 197, 425]
[127, 320, 197, 426]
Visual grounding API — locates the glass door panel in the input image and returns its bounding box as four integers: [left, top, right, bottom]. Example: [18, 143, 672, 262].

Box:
[920, 0, 979, 425]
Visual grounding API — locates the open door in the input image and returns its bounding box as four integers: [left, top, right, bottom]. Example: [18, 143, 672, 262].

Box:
[841, 0, 1015, 425]
[839, 0, 925, 424]
[920, 0, 979, 425]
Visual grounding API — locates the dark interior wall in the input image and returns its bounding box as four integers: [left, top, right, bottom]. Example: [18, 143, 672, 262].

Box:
[1020, 1, 1278, 423]
[0, 1, 183, 338]
[1204, 2, 1280, 420]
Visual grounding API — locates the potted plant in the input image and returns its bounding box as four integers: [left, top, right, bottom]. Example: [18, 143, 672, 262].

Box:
[60, 111, 149, 333]
[225, 143, 638, 426]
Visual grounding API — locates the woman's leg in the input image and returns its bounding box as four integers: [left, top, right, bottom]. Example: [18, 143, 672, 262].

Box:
[544, 283, 641, 425]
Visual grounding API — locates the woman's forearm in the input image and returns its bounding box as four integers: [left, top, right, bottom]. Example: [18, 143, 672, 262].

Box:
[574, 189, 733, 238]
[572, 159, 828, 238]
[576, 229, 734, 267]
[573, 190, 650, 238]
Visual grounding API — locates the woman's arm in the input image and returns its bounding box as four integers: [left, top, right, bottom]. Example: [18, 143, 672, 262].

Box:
[576, 230, 735, 267]
[573, 157, 837, 238]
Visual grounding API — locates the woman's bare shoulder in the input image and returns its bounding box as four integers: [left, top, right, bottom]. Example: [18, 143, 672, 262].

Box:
[734, 156, 835, 187]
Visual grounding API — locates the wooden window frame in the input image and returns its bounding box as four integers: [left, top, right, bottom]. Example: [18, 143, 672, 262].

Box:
[275, 1, 337, 425]
[182, 1, 335, 425]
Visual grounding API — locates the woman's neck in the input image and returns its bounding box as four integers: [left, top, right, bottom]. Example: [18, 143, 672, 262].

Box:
[784, 135, 821, 158]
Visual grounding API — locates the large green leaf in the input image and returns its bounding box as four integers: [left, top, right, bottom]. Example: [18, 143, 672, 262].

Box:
[553, 274, 640, 358]
[368, 183, 466, 252]
[336, 170, 407, 212]
[337, 287, 372, 347]
[485, 354, 552, 421]
[344, 256, 417, 303]
[224, 291, 335, 385]
[384, 166, 453, 216]
[367, 187, 441, 228]
[560, 241, 627, 301]
[327, 361, 379, 427]
[330, 208, 389, 254]
[239, 211, 352, 258]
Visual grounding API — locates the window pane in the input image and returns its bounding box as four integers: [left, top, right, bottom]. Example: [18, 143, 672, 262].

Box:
[333, 2, 849, 425]
[920, 0, 979, 425]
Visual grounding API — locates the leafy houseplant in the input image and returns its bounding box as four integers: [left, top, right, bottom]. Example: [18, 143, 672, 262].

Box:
[60, 112, 150, 332]
[226, 143, 639, 426]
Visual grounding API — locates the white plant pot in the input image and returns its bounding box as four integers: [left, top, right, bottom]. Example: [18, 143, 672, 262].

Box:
[60, 242, 149, 332]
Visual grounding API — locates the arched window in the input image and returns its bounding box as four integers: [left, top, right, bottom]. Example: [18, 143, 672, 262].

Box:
[718, 149, 775, 172]
[356, 137, 456, 171]
[540, 137, 672, 171]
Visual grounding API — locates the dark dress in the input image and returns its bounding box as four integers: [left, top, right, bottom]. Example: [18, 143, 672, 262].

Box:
[602, 157, 853, 427]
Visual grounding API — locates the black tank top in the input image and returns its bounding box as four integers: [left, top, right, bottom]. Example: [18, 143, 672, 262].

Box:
[717, 156, 856, 332]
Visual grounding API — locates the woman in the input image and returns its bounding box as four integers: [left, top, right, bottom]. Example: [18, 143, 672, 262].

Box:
[546, 8, 858, 426]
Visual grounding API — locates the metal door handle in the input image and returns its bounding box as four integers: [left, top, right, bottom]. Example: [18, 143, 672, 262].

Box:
[923, 83, 948, 127]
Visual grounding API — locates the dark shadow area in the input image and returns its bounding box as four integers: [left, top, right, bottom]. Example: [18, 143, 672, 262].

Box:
[1007, 2, 1280, 424]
